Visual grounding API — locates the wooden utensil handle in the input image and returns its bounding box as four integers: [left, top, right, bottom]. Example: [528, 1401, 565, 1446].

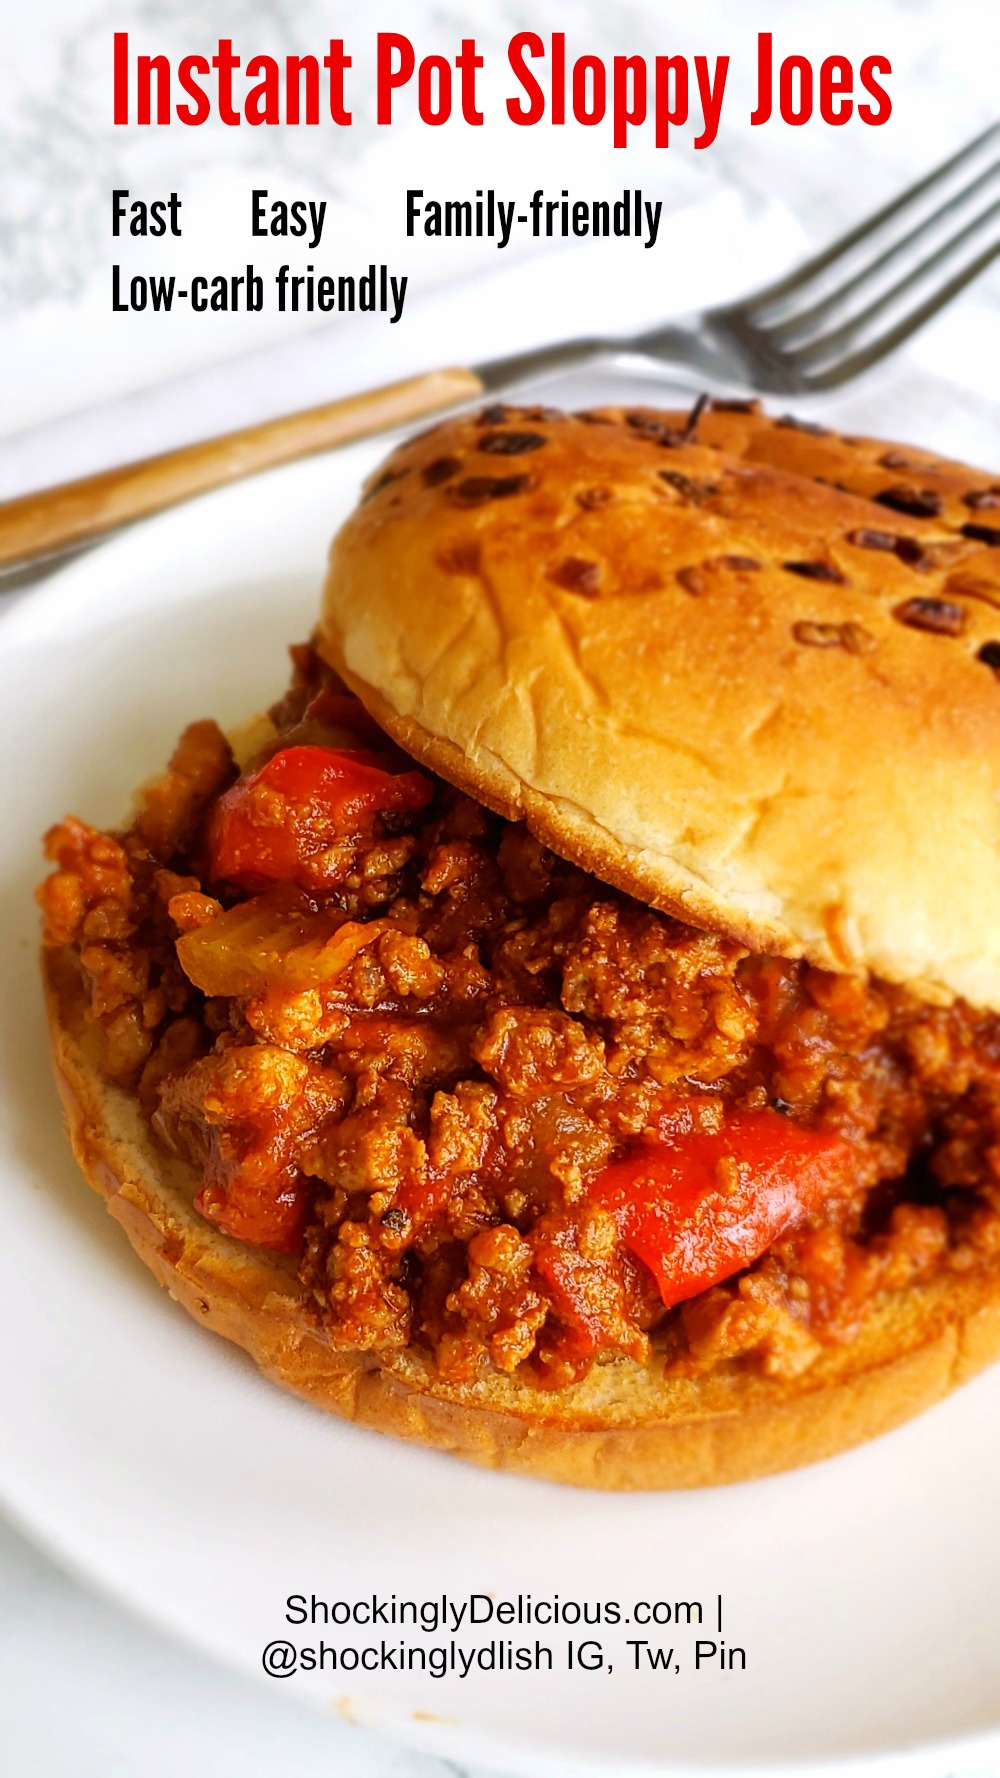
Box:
[0, 365, 485, 573]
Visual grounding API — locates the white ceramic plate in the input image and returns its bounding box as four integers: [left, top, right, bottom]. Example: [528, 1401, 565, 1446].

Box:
[4, 368, 1000, 1778]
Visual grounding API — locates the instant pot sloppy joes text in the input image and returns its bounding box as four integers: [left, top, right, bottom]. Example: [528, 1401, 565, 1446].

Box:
[39, 641, 1000, 1393]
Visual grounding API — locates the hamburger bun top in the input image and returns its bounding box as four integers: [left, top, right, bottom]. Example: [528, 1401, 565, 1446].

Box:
[319, 402, 1000, 1010]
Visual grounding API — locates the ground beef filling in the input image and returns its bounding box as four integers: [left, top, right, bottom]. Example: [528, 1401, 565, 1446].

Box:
[39, 648, 1000, 1390]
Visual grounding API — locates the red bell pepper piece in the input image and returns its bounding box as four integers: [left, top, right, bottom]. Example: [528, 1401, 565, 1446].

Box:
[195, 1169, 309, 1254]
[208, 744, 432, 891]
[592, 1108, 855, 1310]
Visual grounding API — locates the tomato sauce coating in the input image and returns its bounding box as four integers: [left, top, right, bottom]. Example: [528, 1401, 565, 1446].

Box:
[39, 645, 1000, 1388]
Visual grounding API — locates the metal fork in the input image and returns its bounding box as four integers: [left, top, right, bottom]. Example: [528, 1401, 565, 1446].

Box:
[2, 124, 998, 575]
[485, 121, 1000, 395]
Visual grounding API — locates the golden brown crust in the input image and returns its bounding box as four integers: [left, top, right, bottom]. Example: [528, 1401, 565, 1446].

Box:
[659, 403, 1000, 527]
[319, 406, 1000, 1009]
[43, 944, 1000, 1489]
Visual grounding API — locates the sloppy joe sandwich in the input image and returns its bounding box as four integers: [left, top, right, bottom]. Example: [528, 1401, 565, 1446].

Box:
[39, 399, 1000, 1489]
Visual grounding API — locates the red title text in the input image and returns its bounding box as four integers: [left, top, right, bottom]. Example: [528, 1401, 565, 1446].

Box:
[112, 32, 892, 144]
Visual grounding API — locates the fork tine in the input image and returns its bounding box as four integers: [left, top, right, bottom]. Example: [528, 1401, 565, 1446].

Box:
[792, 243, 1000, 390]
[760, 159, 1000, 347]
[783, 200, 1000, 374]
[713, 121, 1000, 320]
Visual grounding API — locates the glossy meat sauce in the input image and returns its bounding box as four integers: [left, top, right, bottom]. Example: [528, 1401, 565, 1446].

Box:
[39, 647, 1000, 1387]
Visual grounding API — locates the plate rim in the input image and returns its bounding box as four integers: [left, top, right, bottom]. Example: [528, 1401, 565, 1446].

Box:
[6, 387, 1000, 1778]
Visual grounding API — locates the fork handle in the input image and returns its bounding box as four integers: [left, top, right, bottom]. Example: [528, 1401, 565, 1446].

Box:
[0, 366, 485, 573]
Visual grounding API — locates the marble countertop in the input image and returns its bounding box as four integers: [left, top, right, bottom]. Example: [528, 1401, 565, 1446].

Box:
[2, 3, 998, 1775]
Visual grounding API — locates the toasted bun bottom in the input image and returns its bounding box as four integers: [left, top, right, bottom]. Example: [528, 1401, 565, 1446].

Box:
[43, 946, 1000, 1489]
